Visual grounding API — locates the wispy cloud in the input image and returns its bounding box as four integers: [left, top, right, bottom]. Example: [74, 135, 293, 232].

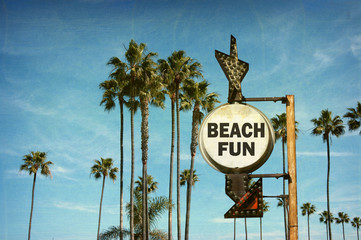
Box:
[350, 34, 361, 59]
[54, 201, 97, 213]
[297, 151, 355, 157]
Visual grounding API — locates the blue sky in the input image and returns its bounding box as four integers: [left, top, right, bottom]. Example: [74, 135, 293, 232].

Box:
[0, 0, 360, 239]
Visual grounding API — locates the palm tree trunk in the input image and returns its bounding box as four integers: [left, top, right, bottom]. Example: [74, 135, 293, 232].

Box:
[97, 176, 106, 240]
[326, 135, 332, 240]
[28, 172, 36, 240]
[326, 223, 329, 240]
[119, 100, 124, 240]
[342, 222, 345, 240]
[168, 99, 175, 240]
[357, 226, 359, 240]
[245, 218, 248, 240]
[130, 106, 135, 240]
[140, 96, 150, 240]
[307, 214, 310, 240]
[185, 105, 200, 240]
[282, 138, 288, 240]
[234, 219, 236, 240]
[260, 218, 263, 240]
[176, 82, 181, 240]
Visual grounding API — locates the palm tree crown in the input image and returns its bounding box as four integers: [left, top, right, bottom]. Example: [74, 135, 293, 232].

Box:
[90, 157, 118, 181]
[301, 202, 317, 216]
[343, 101, 361, 134]
[311, 109, 345, 141]
[180, 169, 199, 187]
[20, 151, 53, 177]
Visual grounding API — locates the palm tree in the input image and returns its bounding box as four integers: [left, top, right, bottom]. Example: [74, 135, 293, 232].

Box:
[159, 50, 203, 240]
[260, 201, 269, 240]
[351, 217, 361, 240]
[157, 58, 177, 240]
[90, 157, 119, 240]
[180, 78, 219, 240]
[20, 151, 53, 240]
[319, 210, 334, 240]
[135, 175, 158, 194]
[344, 101, 361, 135]
[121, 39, 155, 240]
[132, 43, 164, 240]
[100, 175, 171, 240]
[100, 58, 129, 240]
[311, 109, 345, 240]
[301, 202, 316, 240]
[271, 113, 298, 240]
[335, 212, 350, 240]
[180, 169, 199, 187]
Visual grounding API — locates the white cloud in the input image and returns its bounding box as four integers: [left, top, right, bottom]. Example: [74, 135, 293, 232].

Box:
[350, 34, 361, 59]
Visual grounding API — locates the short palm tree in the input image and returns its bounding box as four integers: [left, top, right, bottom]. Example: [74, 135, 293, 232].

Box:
[351, 217, 361, 240]
[100, 57, 129, 240]
[100, 175, 170, 240]
[319, 210, 334, 240]
[180, 169, 199, 187]
[335, 212, 350, 240]
[180, 78, 219, 240]
[91, 157, 118, 240]
[311, 109, 344, 240]
[301, 202, 316, 240]
[271, 113, 298, 240]
[343, 101, 361, 134]
[20, 151, 53, 240]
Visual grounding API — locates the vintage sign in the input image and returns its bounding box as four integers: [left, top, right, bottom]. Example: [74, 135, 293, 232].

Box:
[199, 103, 275, 174]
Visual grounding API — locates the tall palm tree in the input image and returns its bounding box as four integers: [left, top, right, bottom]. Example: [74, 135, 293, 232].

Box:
[90, 157, 119, 240]
[335, 212, 350, 240]
[159, 50, 203, 240]
[20, 151, 53, 240]
[311, 109, 345, 240]
[122, 39, 155, 240]
[301, 202, 316, 240]
[180, 78, 219, 240]
[351, 217, 361, 240]
[271, 113, 298, 240]
[319, 210, 334, 240]
[100, 58, 129, 240]
[344, 101, 361, 135]
[157, 58, 177, 240]
[133, 44, 164, 240]
[260, 201, 269, 240]
[100, 175, 171, 240]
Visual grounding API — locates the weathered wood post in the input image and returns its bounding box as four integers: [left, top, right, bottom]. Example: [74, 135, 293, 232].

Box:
[286, 95, 298, 240]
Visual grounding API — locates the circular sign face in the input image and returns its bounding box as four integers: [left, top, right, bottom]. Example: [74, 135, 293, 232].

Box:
[199, 103, 275, 174]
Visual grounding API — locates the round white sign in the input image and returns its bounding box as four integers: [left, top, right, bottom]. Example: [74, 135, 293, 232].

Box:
[199, 103, 275, 174]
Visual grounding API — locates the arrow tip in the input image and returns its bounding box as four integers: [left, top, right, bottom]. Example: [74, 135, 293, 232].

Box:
[230, 35, 238, 58]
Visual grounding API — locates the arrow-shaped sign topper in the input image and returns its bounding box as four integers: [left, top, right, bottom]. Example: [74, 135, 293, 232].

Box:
[215, 35, 249, 103]
[224, 178, 263, 218]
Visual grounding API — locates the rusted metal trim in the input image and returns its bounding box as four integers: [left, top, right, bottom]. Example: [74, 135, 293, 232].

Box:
[248, 173, 289, 179]
[241, 97, 287, 103]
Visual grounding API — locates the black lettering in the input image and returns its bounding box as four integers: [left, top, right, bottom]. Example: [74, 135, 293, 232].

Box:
[208, 123, 218, 137]
[254, 123, 265, 138]
[229, 142, 241, 156]
[230, 123, 241, 138]
[242, 123, 253, 138]
[218, 142, 228, 156]
[243, 142, 255, 156]
[220, 123, 229, 137]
